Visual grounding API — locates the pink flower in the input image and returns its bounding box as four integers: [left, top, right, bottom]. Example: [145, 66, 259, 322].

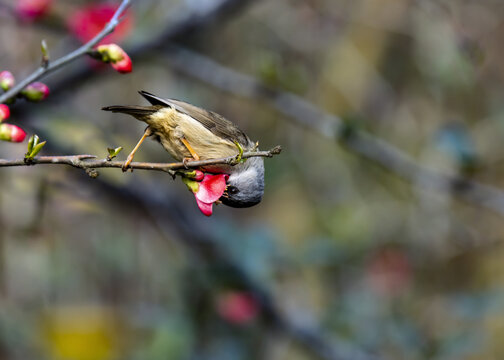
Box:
[217, 292, 259, 325]
[15, 0, 52, 21]
[366, 248, 412, 297]
[21, 82, 49, 102]
[0, 105, 10, 122]
[0, 71, 15, 91]
[67, 3, 132, 45]
[183, 172, 228, 216]
[194, 174, 228, 216]
[96, 44, 132, 73]
[0, 124, 26, 142]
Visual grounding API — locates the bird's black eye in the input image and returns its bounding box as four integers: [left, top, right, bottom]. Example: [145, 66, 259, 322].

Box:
[228, 186, 239, 195]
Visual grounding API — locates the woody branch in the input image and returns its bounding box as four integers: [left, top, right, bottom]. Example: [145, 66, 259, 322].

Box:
[0, 146, 281, 175]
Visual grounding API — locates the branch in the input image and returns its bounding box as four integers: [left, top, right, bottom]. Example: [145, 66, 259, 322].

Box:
[0, 146, 282, 175]
[0, 0, 131, 104]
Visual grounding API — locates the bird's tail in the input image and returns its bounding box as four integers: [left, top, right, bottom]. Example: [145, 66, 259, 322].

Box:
[101, 105, 161, 121]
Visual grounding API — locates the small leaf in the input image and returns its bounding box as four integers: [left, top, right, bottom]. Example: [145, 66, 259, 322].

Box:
[29, 141, 46, 157]
[27, 134, 38, 154]
[106, 146, 123, 160]
[181, 177, 200, 194]
[41, 39, 49, 66]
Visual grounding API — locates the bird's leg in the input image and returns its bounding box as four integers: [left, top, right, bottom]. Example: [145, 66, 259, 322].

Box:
[123, 127, 153, 172]
[180, 137, 200, 168]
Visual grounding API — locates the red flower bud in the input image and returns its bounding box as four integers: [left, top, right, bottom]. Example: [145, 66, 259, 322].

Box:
[111, 54, 132, 74]
[0, 105, 10, 122]
[96, 44, 132, 74]
[21, 82, 50, 102]
[0, 124, 26, 142]
[15, 0, 52, 21]
[193, 170, 204, 181]
[0, 71, 15, 91]
[217, 292, 259, 325]
[67, 4, 132, 45]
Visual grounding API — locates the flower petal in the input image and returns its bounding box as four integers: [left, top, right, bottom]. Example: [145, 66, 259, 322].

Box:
[0, 104, 10, 122]
[67, 4, 132, 45]
[111, 54, 132, 73]
[16, 0, 52, 21]
[195, 174, 228, 204]
[195, 198, 213, 217]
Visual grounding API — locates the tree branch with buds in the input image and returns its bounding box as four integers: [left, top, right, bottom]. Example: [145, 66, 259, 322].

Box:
[0, 0, 131, 105]
[0, 146, 282, 177]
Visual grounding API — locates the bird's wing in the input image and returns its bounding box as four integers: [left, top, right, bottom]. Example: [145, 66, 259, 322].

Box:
[139, 91, 251, 147]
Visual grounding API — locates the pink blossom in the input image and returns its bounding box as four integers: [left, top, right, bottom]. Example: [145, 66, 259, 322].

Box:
[21, 82, 50, 102]
[0, 124, 26, 142]
[67, 3, 132, 45]
[96, 44, 132, 74]
[110, 53, 132, 73]
[366, 248, 412, 297]
[15, 0, 52, 21]
[194, 174, 228, 216]
[217, 292, 259, 325]
[183, 172, 228, 216]
[0, 71, 15, 91]
[0, 105, 10, 122]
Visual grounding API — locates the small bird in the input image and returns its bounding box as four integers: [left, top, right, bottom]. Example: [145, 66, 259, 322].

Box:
[102, 91, 264, 208]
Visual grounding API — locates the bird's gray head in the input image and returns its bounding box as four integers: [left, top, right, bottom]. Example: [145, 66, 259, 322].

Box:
[220, 156, 264, 208]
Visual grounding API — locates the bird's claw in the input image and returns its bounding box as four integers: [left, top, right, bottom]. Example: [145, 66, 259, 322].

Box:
[122, 156, 134, 172]
[182, 157, 192, 169]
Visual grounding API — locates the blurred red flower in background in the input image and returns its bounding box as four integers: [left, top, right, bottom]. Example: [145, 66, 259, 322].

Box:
[15, 0, 52, 21]
[67, 3, 132, 44]
[216, 292, 259, 325]
[366, 248, 412, 297]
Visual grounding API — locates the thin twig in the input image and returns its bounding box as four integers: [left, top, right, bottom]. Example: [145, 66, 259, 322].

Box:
[0, 146, 281, 174]
[0, 0, 131, 104]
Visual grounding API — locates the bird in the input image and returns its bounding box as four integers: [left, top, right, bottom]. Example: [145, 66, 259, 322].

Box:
[102, 90, 264, 208]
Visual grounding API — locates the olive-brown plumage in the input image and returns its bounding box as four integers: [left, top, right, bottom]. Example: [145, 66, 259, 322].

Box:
[102, 91, 265, 208]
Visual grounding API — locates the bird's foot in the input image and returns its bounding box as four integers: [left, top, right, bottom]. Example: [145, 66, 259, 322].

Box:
[122, 155, 134, 172]
[182, 157, 193, 169]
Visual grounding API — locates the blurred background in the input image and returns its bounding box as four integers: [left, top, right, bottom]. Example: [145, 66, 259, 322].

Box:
[1, 0, 504, 359]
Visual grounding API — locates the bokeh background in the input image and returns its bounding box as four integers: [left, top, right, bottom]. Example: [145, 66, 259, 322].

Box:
[2, 0, 504, 359]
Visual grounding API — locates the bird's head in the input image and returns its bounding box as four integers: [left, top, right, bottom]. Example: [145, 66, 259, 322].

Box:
[220, 156, 264, 208]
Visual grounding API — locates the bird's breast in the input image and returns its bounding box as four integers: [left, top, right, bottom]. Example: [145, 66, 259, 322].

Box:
[146, 108, 238, 161]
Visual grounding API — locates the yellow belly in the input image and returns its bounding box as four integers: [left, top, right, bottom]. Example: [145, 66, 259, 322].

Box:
[146, 107, 238, 161]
